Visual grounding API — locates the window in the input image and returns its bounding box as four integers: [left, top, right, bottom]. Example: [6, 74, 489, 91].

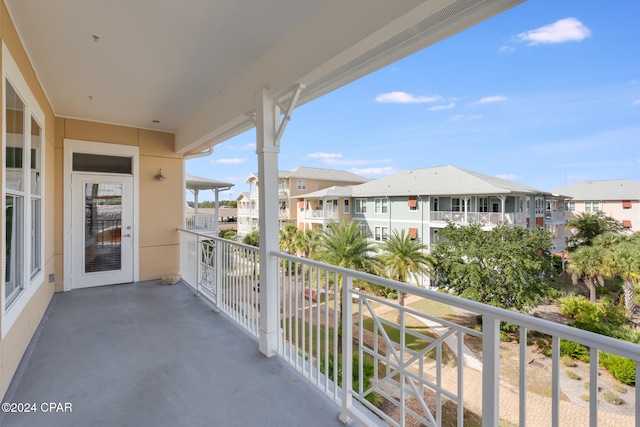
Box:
[374, 198, 388, 214]
[622, 200, 631, 209]
[535, 197, 545, 215]
[355, 198, 367, 214]
[278, 180, 286, 191]
[565, 201, 575, 212]
[585, 201, 600, 212]
[408, 196, 417, 211]
[343, 199, 350, 214]
[451, 198, 461, 212]
[622, 220, 632, 228]
[4, 72, 44, 313]
[374, 226, 388, 241]
[478, 197, 488, 213]
[329, 199, 338, 214]
[296, 180, 306, 190]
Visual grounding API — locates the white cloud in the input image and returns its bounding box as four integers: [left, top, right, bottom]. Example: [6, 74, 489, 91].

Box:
[495, 174, 520, 181]
[350, 166, 397, 176]
[210, 158, 245, 164]
[499, 45, 515, 53]
[450, 114, 482, 122]
[228, 143, 255, 151]
[375, 91, 440, 104]
[633, 100, 640, 105]
[514, 18, 591, 45]
[306, 152, 343, 160]
[472, 96, 508, 105]
[428, 102, 455, 111]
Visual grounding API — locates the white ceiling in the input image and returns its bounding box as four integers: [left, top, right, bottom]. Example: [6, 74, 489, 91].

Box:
[5, 0, 524, 153]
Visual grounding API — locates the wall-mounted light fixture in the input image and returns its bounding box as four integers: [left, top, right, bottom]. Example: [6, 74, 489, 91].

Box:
[155, 169, 166, 181]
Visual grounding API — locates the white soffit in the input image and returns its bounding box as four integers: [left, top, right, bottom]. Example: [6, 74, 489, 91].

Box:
[5, 0, 524, 153]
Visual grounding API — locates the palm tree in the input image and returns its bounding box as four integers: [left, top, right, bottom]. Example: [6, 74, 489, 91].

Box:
[567, 211, 623, 249]
[279, 223, 300, 254]
[567, 245, 606, 302]
[607, 242, 640, 313]
[377, 229, 436, 323]
[242, 229, 260, 247]
[315, 220, 378, 320]
[295, 228, 320, 258]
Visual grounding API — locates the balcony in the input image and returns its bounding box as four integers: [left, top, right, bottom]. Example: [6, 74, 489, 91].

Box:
[430, 211, 528, 226]
[1, 279, 343, 427]
[304, 209, 340, 220]
[176, 230, 639, 426]
[6, 231, 636, 427]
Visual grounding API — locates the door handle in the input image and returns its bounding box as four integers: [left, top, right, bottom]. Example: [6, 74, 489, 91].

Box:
[123, 234, 132, 237]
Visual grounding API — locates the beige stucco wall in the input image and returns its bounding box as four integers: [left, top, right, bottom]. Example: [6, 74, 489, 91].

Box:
[59, 119, 183, 284]
[0, 0, 183, 399]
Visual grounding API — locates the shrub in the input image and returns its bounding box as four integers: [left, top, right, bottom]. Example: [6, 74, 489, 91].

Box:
[535, 338, 552, 357]
[599, 352, 636, 385]
[560, 339, 590, 363]
[602, 390, 624, 405]
[561, 355, 577, 367]
[566, 370, 581, 380]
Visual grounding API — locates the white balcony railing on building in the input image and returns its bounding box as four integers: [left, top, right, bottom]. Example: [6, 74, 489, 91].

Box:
[304, 209, 340, 220]
[546, 211, 565, 222]
[185, 213, 218, 231]
[178, 230, 639, 427]
[280, 208, 290, 219]
[430, 211, 532, 226]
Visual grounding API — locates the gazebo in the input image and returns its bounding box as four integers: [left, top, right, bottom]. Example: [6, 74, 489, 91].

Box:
[186, 174, 234, 234]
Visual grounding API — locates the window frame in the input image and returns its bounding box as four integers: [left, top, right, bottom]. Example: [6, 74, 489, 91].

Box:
[296, 179, 307, 190]
[374, 197, 388, 214]
[2, 43, 46, 338]
[343, 199, 350, 214]
[355, 198, 367, 214]
[374, 226, 388, 242]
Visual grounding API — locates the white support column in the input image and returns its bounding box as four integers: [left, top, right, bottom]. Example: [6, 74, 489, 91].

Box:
[528, 195, 536, 230]
[257, 88, 281, 357]
[213, 188, 220, 236]
[499, 195, 506, 223]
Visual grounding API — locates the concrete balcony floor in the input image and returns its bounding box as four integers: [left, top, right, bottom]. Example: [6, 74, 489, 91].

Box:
[2, 281, 344, 427]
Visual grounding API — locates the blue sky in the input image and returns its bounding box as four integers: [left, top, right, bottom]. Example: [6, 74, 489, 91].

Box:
[186, 0, 640, 202]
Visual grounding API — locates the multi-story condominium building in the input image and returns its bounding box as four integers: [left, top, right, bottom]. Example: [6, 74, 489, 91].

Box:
[553, 179, 640, 233]
[297, 165, 567, 254]
[237, 167, 368, 236]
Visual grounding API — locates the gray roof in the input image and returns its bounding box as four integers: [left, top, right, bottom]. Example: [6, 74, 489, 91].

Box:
[298, 185, 354, 199]
[351, 165, 550, 197]
[186, 174, 234, 190]
[552, 180, 640, 201]
[248, 166, 369, 184]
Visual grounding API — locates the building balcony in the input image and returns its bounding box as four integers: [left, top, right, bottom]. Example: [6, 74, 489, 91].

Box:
[430, 211, 528, 226]
[6, 231, 636, 427]
[0, 280, 342, 427]
[303, 209, 340, 220]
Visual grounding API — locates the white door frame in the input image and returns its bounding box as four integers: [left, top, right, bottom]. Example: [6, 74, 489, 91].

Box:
[63, 139, 139, 291]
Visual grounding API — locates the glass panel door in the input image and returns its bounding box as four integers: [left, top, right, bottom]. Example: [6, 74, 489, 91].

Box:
[84, 183, 123, 274]
[72, 174, 134, 289]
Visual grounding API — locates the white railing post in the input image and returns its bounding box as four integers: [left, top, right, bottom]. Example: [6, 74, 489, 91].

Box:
[340, 274, 353, 424]
[214, 239, 222, 312]
[482, 314, 500, 427]
[195, 235, 201, 296]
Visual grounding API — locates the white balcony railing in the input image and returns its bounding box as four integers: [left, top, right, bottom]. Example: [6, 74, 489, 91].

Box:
[304, 209, 340, 220]
[178, 230, 639, 427]
[430, 211, 532, 226]
[185, 213, 218, 231]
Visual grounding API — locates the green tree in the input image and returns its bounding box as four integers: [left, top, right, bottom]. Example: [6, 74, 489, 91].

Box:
[567, 211, 623, 249]
[242, 229, 260, 247]
[315, 221, 379, 319]
[377, 230, 436, 322]
[605, 241, 640, 312]
[567, 245, 606, 302]
[279, 223, 300, 254]
[295, 228, 320, 258]
[432, 223, 556, 311]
